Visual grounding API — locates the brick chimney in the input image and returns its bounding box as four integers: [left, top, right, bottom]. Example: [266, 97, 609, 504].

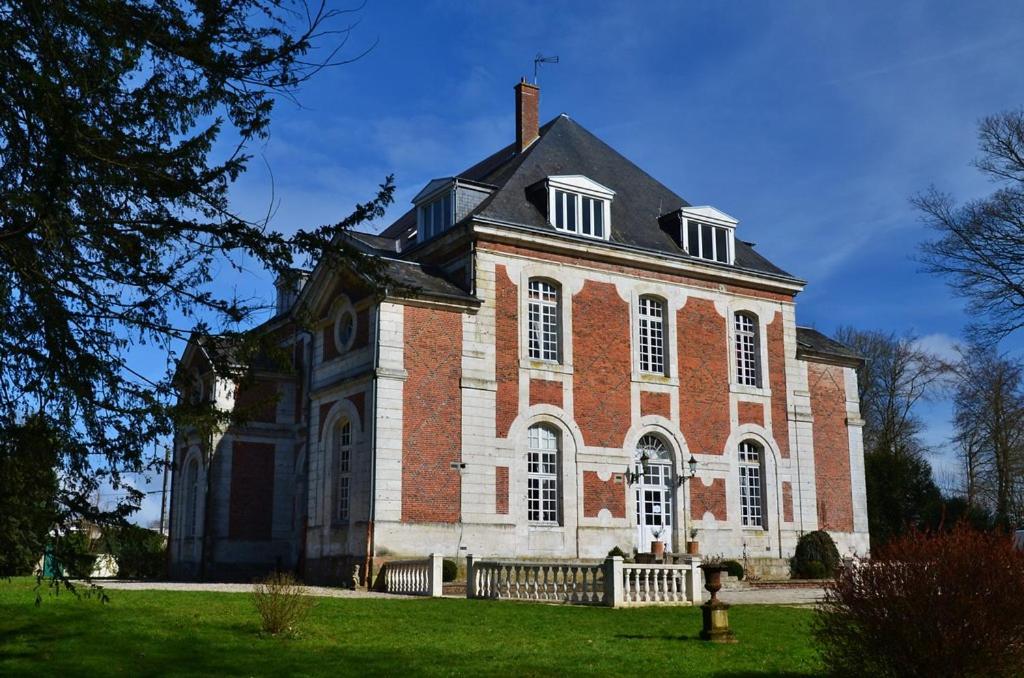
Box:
[515, 78, 540, 153]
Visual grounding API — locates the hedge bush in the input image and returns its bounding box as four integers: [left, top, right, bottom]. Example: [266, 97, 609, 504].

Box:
[792, 530, 840, 578]
[722, 559, 744, 580]
[607, 546, 628, 559]
[442, 559, 458, 583]
[814, 525, 1024, 677]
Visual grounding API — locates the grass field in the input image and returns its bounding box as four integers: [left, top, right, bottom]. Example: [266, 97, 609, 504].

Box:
[0, 578, 822, 677]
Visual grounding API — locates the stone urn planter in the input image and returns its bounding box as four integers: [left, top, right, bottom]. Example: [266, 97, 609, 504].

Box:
[700, 563, 727, 603]
[651, 540, 666, 559]
[699, 563, 736, 643]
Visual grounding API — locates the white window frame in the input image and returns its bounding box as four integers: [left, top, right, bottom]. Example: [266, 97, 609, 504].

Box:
[546, 175, 614, 241]
[678, 207, 737, 265]
[417, 191, 454, 242]
[527, 279, 560, 363]
[335, 419, 352, 523]
[734, 312, 761, 387]
[637, 296, 666, 375]
[738, 440, 765, 529]
[527, 425, 560, 525]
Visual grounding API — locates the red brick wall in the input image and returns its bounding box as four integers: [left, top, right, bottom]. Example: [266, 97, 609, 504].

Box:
[808, 361, 853, 532]
[678, 298, 729, 454]
[640, 391, 670, 419]
[782, 481, 794, 523]
[495, 265, 518, 438]
[582, 471, 626, 518]
[234, 380, 277, 423]
[322, 324, 339, 361]
[348, 392, 366, 429]
[691, 477, 727, 521]
[229, 441, 276, 540]
[495, 466, 509, 515]
[353, 308, 370, 350]
[573, 280, 631, 447]
[529, 379, 563, 408]
[318, 400, 335, 439]
[402, 305, 462, 524]
[738, 401, 764, 427]
[767, 312, 791, 458]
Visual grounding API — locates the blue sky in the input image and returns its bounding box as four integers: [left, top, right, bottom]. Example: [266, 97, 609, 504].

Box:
[126, 1, 1024, 525]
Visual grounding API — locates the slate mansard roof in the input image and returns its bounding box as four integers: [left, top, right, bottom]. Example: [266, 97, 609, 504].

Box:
[373, 114, 796, 282]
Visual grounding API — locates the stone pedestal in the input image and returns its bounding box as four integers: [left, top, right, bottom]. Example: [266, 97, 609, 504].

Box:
[700, 601, 737, 643]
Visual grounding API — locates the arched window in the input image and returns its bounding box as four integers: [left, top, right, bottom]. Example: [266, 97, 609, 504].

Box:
[734, 312, 761, 387]
[185, 458, 200, 537]
[527, 425, 560, 524]
[638, 296, 666, 374]
[335, 419, 352, 522]
[527, 279, 560, 362]
[738, 440, 765, 528]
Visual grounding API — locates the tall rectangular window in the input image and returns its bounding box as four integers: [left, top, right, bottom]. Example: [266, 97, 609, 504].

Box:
[527, 425, 559, 524]
[335, 420, 352, 522]
[638, 296, 665, 374]
[527, 279, 559, 362]
[419, 192, 453, 240]
[739, 441, 764, 528]
[734, 312, 761, 387]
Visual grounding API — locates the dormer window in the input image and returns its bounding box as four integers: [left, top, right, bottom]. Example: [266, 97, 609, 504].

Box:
[665, 206, 738, 266]
[418, 192, 453, 240]
[686, 220, 730, 264]
[546, 176, 614, 241]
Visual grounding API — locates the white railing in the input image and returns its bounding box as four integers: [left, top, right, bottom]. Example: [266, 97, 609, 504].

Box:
[382, 553, 443, 597]
[466, 555, 703, 607]
[468, 558, 607, 605]
[620, 561, 702, 605]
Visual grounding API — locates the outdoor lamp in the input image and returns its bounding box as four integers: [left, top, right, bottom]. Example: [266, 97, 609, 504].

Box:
[679, 455, 698, 486]
[628, 449, 651, 484]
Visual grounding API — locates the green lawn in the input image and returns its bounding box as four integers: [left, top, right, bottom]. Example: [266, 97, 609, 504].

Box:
[0, 578, 821, 677]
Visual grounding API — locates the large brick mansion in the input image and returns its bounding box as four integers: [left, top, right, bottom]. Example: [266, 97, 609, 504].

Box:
[168, 80, 869, 584]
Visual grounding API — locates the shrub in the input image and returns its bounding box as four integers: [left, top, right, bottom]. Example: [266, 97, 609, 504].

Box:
[814, 525, 1024, 677]
[102, 525, 166, 579]
[802, 561, 826, 579]
[251, 572, 314, 636]
[722, 559, 744, 580]
[792, 530, 840, 578]
[607, 546, 627, 559]
[442, 559, 458, 582]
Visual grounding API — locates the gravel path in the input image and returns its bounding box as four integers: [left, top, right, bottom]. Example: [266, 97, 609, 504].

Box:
[719, 586, 825, 606]
[94, 580, 415, 600]
[95, 580, 825, 606]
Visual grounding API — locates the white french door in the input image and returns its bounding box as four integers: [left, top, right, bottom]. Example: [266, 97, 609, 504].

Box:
[635, 461, 673, 553]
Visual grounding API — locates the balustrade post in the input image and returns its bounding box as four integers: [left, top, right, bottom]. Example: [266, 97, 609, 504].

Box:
[427, 553, 444, 597]
[688, 556, 703, 604]
[465, 554, 475, 599]
[604, 556, 624, 607]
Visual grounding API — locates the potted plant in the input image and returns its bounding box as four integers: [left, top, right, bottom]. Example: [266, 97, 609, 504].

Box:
[687, 528, 700, 555]
[650, 525, 666, 559]
[700, 554, 729, 604]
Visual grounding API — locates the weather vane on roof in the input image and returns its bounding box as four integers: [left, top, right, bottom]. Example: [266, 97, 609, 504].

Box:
[534, 53, 559, 83]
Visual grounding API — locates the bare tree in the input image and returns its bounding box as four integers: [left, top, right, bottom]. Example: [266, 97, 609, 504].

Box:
[917, 109, 1024, 344]
[953, 345, 1024, 526]
[834, 328, 951, 459]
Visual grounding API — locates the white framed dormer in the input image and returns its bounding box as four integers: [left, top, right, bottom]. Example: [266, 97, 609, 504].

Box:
[679, 206, 738, 266]
[414, 179, 454, 243]
[546, 175, 614, 241]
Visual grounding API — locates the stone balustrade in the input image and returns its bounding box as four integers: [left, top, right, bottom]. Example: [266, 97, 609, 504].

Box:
[466, 555, 703, 607]
[382, 553, 443, 597]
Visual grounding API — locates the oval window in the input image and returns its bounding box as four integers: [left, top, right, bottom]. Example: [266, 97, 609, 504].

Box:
[335, 309, 355, 352]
